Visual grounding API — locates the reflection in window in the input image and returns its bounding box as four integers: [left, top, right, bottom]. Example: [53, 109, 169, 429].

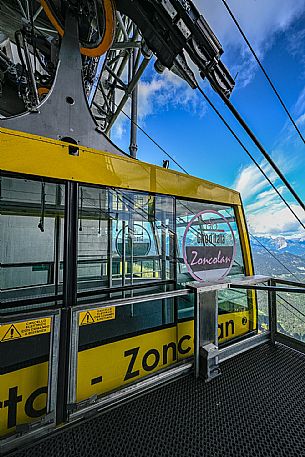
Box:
[77, 187, 108, 289]
[77, 186, 175, 291]
[0, 177, 64, 302]
[176, 200, 245, 284]
[176, 200, 248, 325]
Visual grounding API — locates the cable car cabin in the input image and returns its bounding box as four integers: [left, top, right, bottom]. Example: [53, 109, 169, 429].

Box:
[0, 127, 255, 444]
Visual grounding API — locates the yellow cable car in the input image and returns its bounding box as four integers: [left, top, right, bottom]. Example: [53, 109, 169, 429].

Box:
[0, 127, 256, 439]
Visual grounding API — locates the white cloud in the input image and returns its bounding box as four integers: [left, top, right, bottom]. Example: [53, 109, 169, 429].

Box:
[112, 68, 206, 141]
[248, 203, 305, 237]
[194, 0, 305, 87]
[246, 186, 285, 213]
[233, 158, 281, 201]
[234, 163, 266, 200]
[137, 69, 205, 121]
[233, 152, 305, 237]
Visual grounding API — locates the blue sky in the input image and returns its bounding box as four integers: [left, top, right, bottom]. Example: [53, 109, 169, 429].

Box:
[112, 0, 305, 239]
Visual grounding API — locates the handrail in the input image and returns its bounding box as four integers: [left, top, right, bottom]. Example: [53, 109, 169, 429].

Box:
[1, 255, 171, 268]
[230, 284, 305, 294]
[1, 294, 64, 310]
[1, 279, 177, 310]
[77, 279, 175, 298]
[273, 277, 305, 288]
[74, 287, 192, 311]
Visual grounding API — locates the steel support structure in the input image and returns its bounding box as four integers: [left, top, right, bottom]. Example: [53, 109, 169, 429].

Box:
[91, 13, 152, 155]
[0, 5, 147, 159]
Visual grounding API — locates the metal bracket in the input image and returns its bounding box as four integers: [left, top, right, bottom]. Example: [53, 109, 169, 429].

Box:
[190, 281, 229, 381]
[67, 394, 98, 414]
[200, 343, 221, 381]
[15, 412, 55, 436]
[0, 10, 126, 156]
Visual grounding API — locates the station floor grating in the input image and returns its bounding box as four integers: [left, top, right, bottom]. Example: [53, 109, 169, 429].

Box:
[8, 342, 305, 457]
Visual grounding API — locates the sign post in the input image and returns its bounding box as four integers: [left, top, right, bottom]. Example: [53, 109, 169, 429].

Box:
[183, 210, 237, 381]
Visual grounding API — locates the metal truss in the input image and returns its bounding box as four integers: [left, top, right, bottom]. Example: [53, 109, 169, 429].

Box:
[0, 1, 145, 157]
[0, 0, 235, 159]
[91, 12, 152, 157]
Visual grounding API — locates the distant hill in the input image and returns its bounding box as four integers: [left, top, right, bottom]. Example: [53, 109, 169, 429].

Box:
[251, 236, 305, 342]
[253, 236, 305, 257]
[251, 236, 305, 279]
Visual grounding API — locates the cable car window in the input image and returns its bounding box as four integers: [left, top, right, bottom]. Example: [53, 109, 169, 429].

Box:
[176, 199, 248, 324]
[77, 186, 109, 291]
[0, 176, 64, 304]
[77, 186, 175, 293]
[176, 200, 245, 283]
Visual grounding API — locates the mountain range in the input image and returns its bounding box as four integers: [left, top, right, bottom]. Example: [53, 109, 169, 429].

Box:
[251, 236, 305, 279]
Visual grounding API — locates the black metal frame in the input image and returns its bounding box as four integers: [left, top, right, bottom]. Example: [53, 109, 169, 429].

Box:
[56, 182, 78, 424]
[231, 278, 305, 355]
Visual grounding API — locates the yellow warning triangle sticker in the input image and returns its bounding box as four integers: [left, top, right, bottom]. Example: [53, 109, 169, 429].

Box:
[1, 324, 22, 342]
[80, 311, 95, 326]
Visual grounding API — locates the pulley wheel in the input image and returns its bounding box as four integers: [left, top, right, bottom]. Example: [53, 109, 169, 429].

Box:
[40, 0, 116, 57]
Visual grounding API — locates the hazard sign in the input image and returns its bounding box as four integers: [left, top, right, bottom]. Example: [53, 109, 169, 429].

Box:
[0, 318, 51, 343]
[79, 306, 116, 326]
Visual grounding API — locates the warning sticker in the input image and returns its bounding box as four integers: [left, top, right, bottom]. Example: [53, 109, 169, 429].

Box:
[79, 307, 116, 326]
[0, 318, 51, 343]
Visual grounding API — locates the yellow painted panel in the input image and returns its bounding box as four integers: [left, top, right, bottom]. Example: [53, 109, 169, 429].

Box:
[235, 205, 257, 331]
[218, 311, 250, 343]
[0, 318, 51, 343]
[76, 312, 250, 402]
[0, 128, 241, 205]
[235, 205, 254, 276]
[76, 324, 189, 402]
[0, 362, 48, 437]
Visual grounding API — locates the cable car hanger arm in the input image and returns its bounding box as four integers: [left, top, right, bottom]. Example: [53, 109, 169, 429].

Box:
[116, 0, 304, 213]
[115, 0, 235, 97]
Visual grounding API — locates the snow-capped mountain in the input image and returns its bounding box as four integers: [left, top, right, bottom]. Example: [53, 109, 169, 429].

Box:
[273, 236, 287, 250]
[252, 236, 305, 257]
[251, 236, 305, 278]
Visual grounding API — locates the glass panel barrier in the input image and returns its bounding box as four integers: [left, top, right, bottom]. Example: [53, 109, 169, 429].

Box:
[77, 186, 108, 290]
[68, 293, 192, 412]
[276, 291, 305, 343]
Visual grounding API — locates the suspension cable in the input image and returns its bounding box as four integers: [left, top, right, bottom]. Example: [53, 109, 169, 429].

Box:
[250, 233, 302, 282]
[114, 106, 189, 174]
[219, 0, 305, 146]
[197, 85, 305, 215]
[277, 295, 305, 321]
[195, 87, 305, 231]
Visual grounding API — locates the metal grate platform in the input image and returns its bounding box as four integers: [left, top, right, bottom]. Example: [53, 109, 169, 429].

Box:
[8, 343, 305, 457]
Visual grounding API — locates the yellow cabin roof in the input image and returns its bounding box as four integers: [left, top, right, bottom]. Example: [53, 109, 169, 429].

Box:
[0, 127, 241, 206]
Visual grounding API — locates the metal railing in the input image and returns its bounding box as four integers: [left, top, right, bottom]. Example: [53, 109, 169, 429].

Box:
[2, 273, 304, 453]
[231, 277, 305, 353]
[190, 275, 305, 380]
